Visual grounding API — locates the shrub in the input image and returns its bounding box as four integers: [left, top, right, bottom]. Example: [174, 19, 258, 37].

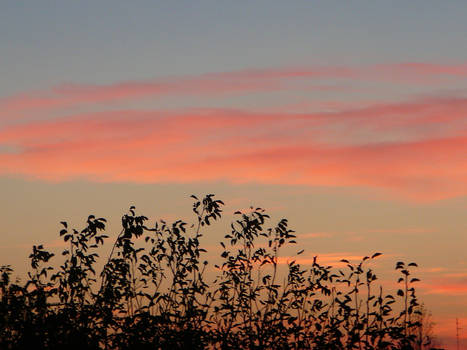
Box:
[0, 194, 425, 349]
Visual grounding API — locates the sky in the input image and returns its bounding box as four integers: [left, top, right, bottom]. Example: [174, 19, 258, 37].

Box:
[0, 1, 466, 348]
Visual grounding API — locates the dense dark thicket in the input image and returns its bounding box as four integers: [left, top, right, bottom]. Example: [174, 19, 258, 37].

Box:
[1, 195, 432, 349]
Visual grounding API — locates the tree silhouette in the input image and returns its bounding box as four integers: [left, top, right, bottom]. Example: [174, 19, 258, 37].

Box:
[0, 194, 432, 349]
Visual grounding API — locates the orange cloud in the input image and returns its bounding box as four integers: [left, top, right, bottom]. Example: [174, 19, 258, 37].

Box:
[277, 253, 368, 267]
[0, 94, 466, 202]
[366, 227, 435, 235]
[432, 316, 467, 338]
[422, 278, 467, 296]
[300, 232, 336, 239]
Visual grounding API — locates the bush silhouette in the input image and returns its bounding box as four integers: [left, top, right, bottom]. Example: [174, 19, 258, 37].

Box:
[0, 194, 429, 349]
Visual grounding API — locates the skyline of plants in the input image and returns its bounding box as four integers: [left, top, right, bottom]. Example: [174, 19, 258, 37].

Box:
[1, 194, 437, 349]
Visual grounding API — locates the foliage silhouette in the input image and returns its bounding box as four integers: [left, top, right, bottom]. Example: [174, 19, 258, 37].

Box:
[0, 194, 432, 349]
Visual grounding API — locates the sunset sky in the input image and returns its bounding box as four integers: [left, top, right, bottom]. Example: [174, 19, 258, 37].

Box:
[1, 1, 466, 348]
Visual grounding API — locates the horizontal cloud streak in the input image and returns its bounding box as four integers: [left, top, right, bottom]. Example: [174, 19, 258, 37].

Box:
[2, 62, 467, 121]
[422, 278, 467, 296]
[277, 253, 369, 267]
[0, 93, 465, 202]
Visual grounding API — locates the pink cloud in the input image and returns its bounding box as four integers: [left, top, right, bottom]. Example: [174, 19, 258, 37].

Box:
[373, 62, 467, 79]
[2, 62, 467, 121]
[0, 93, 466, 202]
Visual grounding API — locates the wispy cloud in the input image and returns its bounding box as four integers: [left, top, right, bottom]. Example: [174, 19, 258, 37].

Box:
[366, 227, 435, 235]
[300, 232, 337, 239]
[0, 92, 465, 202]
[1, 60, 466, 202]
[276, 252, 387, 267]
[422, 277, 467, 296]
[2, 62, 467, 121]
